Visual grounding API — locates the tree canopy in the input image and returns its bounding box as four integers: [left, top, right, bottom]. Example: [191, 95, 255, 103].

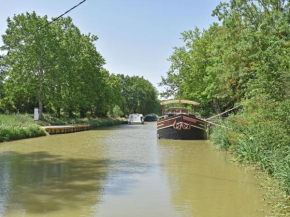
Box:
[160, 0, 290, 117]
[116, 74, 159, 116]
[0, 12, 160, 118]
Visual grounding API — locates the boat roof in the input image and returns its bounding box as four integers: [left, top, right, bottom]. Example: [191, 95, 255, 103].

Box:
[160, 99, 200, 106]
[169, 107, 188, 109]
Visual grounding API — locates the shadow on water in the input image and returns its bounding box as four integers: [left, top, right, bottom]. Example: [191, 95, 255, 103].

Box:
[0, 151, 151, 215]
[91, 124, 150, 131]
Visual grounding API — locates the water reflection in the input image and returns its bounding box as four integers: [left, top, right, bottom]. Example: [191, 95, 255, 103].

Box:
[0, 151, 109, 216]
[0, 151, 154, 217]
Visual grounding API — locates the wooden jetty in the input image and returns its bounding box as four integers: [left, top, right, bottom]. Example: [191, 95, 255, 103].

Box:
[41, 125, 90, 134]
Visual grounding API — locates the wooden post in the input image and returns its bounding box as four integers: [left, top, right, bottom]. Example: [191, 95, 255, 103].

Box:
[162, 105, 165, 115]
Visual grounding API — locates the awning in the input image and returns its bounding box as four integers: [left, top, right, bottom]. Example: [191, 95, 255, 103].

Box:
[160, 99, 200, 106]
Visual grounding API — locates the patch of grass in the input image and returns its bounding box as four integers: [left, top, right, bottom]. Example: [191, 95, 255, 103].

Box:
[0, 114, 35, 127]
[37, 114, 127, 128]
[0, 114, 46, 142]
[0, 114, 127, 142]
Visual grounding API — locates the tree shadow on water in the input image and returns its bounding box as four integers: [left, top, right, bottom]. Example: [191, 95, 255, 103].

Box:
[0, 151, 149, 215]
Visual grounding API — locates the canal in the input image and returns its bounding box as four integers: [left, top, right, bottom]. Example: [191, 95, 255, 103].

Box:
[0, 123, 269, 217]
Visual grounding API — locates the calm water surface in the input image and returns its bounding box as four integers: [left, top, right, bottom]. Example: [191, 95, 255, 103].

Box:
[0, 123, 269, 217]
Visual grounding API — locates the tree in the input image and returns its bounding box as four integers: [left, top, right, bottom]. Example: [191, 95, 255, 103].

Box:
[1, 12, 109, 118]
[1, 12, 56, 118]
[117, 75, 159, 116]
[0, 55, 6, 112]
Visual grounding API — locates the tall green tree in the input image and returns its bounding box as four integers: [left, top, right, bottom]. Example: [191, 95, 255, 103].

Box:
[1, 12, 109, 118]
[0, 55, 5, 112]
[1, 12, 56, 118]
[117, 75, 159, 116]
[161, 0, 290, 117]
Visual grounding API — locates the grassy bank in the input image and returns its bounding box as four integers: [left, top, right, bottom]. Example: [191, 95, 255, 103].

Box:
[0, 114, 127, 142]
[210, 101, 290, 216]
[36, 113, 127, 129]
[0, 114, 46, 142]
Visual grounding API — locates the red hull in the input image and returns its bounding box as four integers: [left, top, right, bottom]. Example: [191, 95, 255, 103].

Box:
[157, 114, 207, 140]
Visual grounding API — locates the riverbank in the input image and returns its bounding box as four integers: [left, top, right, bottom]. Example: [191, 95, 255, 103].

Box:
[0, 114, 127, 142]
[210, 108, 290, 216]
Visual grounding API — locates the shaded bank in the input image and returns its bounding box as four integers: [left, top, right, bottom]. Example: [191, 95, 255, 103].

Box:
[0, 114, 126, 142]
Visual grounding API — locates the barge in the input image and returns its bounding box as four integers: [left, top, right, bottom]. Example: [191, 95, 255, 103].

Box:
[157, 100, 207, 140]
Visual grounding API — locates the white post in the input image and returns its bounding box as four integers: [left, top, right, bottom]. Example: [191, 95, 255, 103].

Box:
[34, 107, 39, 121]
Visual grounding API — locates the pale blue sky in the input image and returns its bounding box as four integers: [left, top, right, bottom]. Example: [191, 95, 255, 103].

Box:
[0, 0, 226, 92]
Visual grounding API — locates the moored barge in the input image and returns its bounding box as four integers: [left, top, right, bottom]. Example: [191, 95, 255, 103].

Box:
[157, 100, 207, 140]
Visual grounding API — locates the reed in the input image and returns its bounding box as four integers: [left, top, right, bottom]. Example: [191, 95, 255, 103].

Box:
[210, 101, 290, 216]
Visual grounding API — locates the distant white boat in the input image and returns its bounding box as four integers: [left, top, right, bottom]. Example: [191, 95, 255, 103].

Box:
[128, 114, 144, 124]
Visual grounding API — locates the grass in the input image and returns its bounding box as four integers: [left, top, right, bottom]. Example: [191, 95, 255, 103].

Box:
[0, 113, 127, 142]
[210, 113, 290, 216]
[37, 113, 127, 129]
[0, 114, 46, 142]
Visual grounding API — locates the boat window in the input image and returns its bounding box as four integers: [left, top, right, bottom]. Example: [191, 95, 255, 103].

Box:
[169, 108, 188, 113]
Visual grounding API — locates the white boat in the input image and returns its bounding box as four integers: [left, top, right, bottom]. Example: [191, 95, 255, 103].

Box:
[128, 114, 144, 124]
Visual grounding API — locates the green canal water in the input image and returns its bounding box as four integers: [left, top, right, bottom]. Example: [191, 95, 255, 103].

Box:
[0, 123, 269, 217]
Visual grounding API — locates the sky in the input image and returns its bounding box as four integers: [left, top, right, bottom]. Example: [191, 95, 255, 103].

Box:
[0, 0, 226, 92]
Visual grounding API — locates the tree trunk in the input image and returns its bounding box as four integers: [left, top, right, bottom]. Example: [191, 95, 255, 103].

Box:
[80, 107, 86, 118]
[56, 108, 61, 118]
[56, 87, 61, 118]
[68, 109, 74, 118]
[90, 108, 94, 117]
[38, 61, 44, 120]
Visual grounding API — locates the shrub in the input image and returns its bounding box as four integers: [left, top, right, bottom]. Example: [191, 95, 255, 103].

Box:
[109, 105, 124, 118]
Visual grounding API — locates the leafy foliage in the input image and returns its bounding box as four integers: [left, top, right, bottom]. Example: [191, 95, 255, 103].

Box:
[117, 74, 160, 116]
[0, 12, 159, 119]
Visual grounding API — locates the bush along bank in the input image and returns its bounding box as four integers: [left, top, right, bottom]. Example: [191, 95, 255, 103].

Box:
[86, 118, 127, 129]
[0, 114, 127, 142]
[0, 114, 47, 142]
[210, 100, 290, 216]
[0, 124, 47, 142]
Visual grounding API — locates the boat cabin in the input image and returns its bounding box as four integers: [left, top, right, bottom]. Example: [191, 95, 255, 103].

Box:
[160, 99, 199, 115]
[159, 107, 191, 120]
[128, 113, 144, 124]
[168, 107, 188, 114]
